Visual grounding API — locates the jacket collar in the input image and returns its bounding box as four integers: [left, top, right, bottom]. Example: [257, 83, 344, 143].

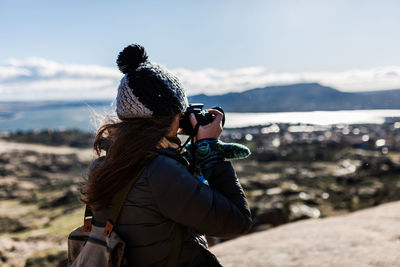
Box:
[156, 148, 189, 168]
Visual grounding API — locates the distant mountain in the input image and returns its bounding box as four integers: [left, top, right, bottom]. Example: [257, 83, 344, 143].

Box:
[2, 83, 400, 114]
[188, 83, 400, 112]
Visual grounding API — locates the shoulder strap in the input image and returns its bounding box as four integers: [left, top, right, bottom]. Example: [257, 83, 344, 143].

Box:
[104, 163, 147, 236]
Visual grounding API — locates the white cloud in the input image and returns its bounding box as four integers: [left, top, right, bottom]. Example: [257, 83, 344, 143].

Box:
[0, 66, 31, 80]
[0, 58, 122, 101]
[1, 57, 400, 101]
[173, 66, 400, 95]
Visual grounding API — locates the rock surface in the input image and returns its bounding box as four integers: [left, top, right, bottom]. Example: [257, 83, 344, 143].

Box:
[211, 201, 400, 267]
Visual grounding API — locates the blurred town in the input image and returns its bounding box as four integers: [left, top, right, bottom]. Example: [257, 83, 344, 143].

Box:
[223, 118, 400, 154]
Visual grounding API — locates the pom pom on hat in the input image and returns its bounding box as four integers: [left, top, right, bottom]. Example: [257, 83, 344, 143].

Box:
[116, 44, 148, 74]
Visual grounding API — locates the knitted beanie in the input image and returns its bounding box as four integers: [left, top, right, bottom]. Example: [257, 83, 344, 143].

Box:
[115, 44, 188, 119]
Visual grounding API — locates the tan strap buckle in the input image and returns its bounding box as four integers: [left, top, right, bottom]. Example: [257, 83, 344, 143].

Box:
[83, 217, 92, 232]
[104, 220, 114, 236]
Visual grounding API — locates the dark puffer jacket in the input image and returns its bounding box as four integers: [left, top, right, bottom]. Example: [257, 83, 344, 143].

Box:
[91, 148, 253, 266]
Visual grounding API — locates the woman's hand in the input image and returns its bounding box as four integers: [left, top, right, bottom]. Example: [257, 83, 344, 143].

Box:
[189, 109, 223, 142]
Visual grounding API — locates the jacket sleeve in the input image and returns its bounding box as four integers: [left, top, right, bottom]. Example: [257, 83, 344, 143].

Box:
[145, 155, 253, 238]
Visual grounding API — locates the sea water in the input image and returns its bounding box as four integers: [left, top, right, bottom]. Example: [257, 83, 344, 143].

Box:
[1, 106, 400, 132]
[226, 109, 400, 128]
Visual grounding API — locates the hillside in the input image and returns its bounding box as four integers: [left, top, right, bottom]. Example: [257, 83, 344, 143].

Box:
[211, 201, 400, 267]
[188, 83, 400, 112]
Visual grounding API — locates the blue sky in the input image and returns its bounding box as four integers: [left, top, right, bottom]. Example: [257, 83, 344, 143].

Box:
[1, 0, 400, 71]
[1, 0, 400, 100]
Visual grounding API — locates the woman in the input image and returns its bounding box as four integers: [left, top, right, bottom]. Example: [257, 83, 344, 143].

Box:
[80, 44, 253, 266]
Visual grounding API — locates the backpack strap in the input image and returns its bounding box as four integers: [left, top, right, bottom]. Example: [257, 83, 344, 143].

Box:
[82, 162, 147, 235]
[104, 163, 147, 236]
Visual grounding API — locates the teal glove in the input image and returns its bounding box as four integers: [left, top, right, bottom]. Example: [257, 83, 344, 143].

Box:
[183, 139, 251, 182]
[207, 139, 251, 160]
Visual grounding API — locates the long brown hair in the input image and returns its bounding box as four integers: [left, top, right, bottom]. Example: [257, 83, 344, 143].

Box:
[80, 116, 176, 211]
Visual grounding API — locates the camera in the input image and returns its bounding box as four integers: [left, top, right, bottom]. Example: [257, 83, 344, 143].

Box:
[179, 103, 225, 135]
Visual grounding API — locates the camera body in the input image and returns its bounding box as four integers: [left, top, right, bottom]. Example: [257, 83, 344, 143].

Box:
[179, 103, 225, 135]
